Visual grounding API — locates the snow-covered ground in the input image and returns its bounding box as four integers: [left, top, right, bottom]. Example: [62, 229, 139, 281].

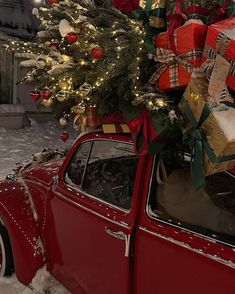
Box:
[0, 120, 77, 180]
[0, 120, 77, 293]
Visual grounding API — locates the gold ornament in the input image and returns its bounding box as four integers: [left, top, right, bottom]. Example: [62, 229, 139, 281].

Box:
[59, 117, 68, 126]
[56, 91, 69, 102]
[41, 98, 53, 107]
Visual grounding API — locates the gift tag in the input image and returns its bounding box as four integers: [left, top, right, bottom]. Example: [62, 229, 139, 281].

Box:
[208, 54, 231, 103]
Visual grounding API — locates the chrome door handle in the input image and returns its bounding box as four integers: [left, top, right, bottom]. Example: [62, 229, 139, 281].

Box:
[105, 227, 126, 240]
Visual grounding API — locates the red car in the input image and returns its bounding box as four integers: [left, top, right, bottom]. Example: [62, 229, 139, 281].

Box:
[0, 130, 235, 294]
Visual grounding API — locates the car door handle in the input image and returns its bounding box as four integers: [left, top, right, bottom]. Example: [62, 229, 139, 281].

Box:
[105, 227, 126, 240]
[105, 227, 131, 257]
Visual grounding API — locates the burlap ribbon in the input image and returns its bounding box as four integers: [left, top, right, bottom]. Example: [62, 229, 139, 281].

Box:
[73, 114, 88, 132]
[202, 32, 235, 78]
[149, 47, 202, 88]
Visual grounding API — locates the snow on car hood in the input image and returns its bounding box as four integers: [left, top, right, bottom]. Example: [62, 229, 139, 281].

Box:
[21, 158, 65, 186]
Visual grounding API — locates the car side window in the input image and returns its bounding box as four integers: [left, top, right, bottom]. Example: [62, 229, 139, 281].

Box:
[148, 157, 235, 246]
[82, 140, 138, 210]
[65, 141, 91, 187]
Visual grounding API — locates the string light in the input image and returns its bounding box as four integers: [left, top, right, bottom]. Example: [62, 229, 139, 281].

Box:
[7, 0, 148, 121]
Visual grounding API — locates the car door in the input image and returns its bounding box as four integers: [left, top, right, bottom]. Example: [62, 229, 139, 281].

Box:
[134, 156, 235, 294]
[47, 134, 142, 294]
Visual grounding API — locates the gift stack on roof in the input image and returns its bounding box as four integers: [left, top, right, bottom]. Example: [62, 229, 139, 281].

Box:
[7, 0, 235, 188]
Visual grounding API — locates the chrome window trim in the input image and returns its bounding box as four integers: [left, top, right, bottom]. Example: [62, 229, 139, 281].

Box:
[145, 156, 235, 249]
[54, 190, 130, 229]
[63, 138, 135, 214]
[80, 140, 93, 188]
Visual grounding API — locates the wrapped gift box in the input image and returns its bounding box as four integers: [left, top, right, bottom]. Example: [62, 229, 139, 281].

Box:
[166, 0, 215, 23]
[179, 77, 235, 188]
[202, 17, 235, 90]
[150, 20, 207, 91]
[138, 0, 166, 29]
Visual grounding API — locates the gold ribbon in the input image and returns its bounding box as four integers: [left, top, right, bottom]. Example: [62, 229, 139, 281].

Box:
[73, 114, 88, 132]
[149, 47, 202, 88]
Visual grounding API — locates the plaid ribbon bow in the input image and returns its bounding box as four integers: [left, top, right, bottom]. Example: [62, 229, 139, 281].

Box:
[202, 32, 235, 78]
[149, 47, 202, 88]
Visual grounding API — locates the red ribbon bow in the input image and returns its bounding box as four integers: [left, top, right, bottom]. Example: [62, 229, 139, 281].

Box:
[128, 110, 157, 155]
[167, 0, 231, 54]
[208, 0, 231, 24]
[128, 109, 171, 156]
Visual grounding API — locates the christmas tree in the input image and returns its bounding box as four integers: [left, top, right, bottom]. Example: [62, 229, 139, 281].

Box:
[5, 0, 178, 132]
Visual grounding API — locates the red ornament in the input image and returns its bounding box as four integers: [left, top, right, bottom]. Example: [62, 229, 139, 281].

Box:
[40, 88, 52, 100]
[49, 42, 59, 50]
[66, 32, 78, 43]
[47, 0, 60, 4]
[91, 47, 105, 59]
[30, 90, 40, 102]
[60, 132, 69, 142]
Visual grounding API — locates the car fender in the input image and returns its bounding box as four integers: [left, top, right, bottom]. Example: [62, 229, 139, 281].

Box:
[0, 179, 45, 284]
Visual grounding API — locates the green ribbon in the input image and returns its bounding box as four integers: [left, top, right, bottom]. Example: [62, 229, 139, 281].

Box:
[180, 97, 235, 190]
[131, 0, 166, 54]
[132, 5, 166, 20]
[124, 106, 181, 155]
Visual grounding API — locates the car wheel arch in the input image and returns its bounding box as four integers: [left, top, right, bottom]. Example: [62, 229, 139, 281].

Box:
[0, 182, 45, 285]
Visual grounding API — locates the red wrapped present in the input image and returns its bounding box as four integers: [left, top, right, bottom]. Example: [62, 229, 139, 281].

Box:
[202, 17, 235, 91]
[150, 20, 207, 91]
[87, 105, 101, 127]
[100, 112, 130, 133]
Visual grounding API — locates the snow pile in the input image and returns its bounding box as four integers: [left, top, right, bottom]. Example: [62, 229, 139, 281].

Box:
[0, 276, 25, 294]
[0, 267, 71, 294]
[213, 108, 235, 141]
[21, 266, 71, 294]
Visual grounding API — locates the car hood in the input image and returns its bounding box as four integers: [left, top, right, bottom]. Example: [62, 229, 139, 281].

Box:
[21, 157, 65, 186]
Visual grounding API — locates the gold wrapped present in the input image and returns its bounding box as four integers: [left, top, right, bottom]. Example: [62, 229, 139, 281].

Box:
[139, 0, 166, 29]
[179, 77, 235, 188]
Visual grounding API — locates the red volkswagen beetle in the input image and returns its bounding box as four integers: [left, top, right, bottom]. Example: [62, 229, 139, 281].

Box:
[0, 129, 235, 294]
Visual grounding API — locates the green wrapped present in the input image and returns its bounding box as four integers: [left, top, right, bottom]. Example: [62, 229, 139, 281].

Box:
[179, 77, 235, 189]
